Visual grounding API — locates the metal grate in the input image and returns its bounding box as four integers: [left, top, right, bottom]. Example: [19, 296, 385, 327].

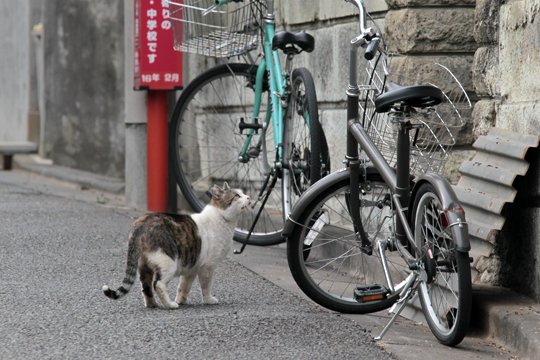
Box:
[167, 0, 265, 58]
[359, 59, 470, 177]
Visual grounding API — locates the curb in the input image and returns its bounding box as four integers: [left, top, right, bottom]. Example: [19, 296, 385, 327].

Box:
[14, 155, 125, 195]
[472, 285, 540, 359]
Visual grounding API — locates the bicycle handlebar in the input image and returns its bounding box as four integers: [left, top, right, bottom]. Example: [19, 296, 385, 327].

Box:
[345, 0, 382, 60]
[345, 0, 370, 35]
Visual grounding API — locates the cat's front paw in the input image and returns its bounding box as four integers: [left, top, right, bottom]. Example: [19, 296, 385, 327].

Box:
[204, 296, 219, 305]
[164, 301, 180, 310]
[175, 296, 187, 305]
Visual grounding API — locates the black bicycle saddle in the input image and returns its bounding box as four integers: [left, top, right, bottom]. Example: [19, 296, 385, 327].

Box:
[374, 82, 444, 113]
[272, 31, 315, 54]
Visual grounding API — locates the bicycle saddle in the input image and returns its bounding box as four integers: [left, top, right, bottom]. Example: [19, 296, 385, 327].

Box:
[272, 31, 315, 54]
[374, 82, 444, 113]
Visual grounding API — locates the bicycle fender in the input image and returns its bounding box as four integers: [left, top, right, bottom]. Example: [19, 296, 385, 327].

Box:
[411, 173, 471, 253]
[282, 169, 351, 238]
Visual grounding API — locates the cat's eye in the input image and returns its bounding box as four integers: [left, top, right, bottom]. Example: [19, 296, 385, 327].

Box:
[228, 193, 241, 205]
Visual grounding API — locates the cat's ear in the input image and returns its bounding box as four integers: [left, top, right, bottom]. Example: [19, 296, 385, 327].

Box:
[210, 184, 224, 200]
[223, 182, 230, 191]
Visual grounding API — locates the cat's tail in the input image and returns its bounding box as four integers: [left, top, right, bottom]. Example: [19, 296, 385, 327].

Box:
[102, 235, 139, 300]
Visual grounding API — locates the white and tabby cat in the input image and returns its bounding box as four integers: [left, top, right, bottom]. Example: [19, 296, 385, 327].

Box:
[102, 183, 251, 309]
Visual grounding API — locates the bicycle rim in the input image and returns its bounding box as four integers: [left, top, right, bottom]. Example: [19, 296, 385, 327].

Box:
[287, 172, 407, 314]
[170, 63, 283, 245]
[412, 183, 472, 346]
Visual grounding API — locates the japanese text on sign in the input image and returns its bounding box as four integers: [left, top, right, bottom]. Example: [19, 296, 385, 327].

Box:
[134, 0, 182, 90]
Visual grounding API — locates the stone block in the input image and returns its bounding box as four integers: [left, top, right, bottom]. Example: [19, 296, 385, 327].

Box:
[476, 255, 500, 285]
[385, 8, 476, 54]
[386, 0, 475, 8]
[281, 1, 318, 25]
[320, 109, 348, 171]
[475, 0, 500, 44]
[318, 1, 356, 21]
[471, 99, 498, 138]
[443, 148, 474, 184]
[281, 0, 387, 24]
[389, 55, 474, 94]
[499, 1, 540, 103]
[497, 102, 540, 136]
[295, 22, 363, 104]
[473, 46, 499, 98]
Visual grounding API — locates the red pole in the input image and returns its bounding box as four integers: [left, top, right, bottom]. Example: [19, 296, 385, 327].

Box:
[146, 90, 169, 212]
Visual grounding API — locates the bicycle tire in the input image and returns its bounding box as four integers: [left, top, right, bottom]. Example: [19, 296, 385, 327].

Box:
[286, 169, 407, 314]
[282, 67, 330, 219]
[411, 182, 472, 346]
[169, 63, 283, 245]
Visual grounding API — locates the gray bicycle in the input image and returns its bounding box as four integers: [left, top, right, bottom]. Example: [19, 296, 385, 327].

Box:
[284, 0, 472, 346]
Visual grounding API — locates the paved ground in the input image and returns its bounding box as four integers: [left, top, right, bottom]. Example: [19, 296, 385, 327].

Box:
[234, 244, 520, 360]
[0, 171, 395, 359]
[2, 168, 532, 359]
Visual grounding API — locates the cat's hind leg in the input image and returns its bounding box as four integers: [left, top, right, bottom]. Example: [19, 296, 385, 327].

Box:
[139, 261, 158, 308]
[198, 267, 218, 305]
[175, 274, 195, 305]
[150, 253, 179, 309]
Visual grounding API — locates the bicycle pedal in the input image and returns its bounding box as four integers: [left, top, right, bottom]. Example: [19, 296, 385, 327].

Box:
[354, 285, 389, 303]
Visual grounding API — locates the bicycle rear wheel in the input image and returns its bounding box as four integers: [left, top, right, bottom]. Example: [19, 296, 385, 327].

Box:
[282, 68, 330, 218]
[170, 63, 283, 245]
[286, 169, 407, 314]
[411, 183, 472, 346]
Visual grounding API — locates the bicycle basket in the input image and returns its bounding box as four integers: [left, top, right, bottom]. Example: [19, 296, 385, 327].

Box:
[167, 0, 264, 58]
[359, 58, 471, 177]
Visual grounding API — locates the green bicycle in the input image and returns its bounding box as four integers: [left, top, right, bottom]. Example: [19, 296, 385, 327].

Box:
[167, 0, 330, 246]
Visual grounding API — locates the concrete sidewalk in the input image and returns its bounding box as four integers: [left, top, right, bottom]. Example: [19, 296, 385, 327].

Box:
[10, 156, 540, 359]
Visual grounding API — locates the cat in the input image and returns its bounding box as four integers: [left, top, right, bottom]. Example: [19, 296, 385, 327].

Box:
[102, 182, 251, 309]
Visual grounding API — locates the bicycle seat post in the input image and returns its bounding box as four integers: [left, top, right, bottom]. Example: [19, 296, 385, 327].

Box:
[393, 109, 413, 247]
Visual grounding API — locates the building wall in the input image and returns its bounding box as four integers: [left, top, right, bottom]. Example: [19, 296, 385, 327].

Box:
[0, 0, 31, 141]
[41, 0, 125, 177]
[0, 0, 126, 178]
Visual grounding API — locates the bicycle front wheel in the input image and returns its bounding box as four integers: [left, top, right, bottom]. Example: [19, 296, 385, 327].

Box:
[411, 183, 472, 346]
[287, 170, 408, 314]
[170, 63, 283, 245]
[282, 68, 330, 218]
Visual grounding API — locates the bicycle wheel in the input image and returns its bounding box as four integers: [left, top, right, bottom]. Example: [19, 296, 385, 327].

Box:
[287, 169, 408, 314]
[170, 63, 283, 245]
[282, 67, 330, 218]
[411, 183, 471, 346]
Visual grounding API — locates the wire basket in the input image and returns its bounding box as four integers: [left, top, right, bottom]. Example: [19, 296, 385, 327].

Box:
[167, 0, 264, 58]
[359, 57, 471, 177]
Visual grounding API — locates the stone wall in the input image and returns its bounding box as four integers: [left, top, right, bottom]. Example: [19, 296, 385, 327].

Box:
[474, 0, 540, 300]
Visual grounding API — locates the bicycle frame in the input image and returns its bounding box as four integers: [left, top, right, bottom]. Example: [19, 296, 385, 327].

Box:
[237, 0, 297, 167]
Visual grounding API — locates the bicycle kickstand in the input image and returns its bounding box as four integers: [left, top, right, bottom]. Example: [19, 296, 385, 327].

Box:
[375, 273, 418, 341]
[233, 170, 279, 255]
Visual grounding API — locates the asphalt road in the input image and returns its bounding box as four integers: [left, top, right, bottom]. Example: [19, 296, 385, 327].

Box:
[0, 171, 396, 359]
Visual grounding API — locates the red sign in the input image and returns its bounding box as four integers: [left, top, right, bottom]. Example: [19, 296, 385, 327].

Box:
[134, 0, 182, 90]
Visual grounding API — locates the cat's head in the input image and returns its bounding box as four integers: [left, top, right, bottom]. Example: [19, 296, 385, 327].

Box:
[210, 182, 251, 216]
